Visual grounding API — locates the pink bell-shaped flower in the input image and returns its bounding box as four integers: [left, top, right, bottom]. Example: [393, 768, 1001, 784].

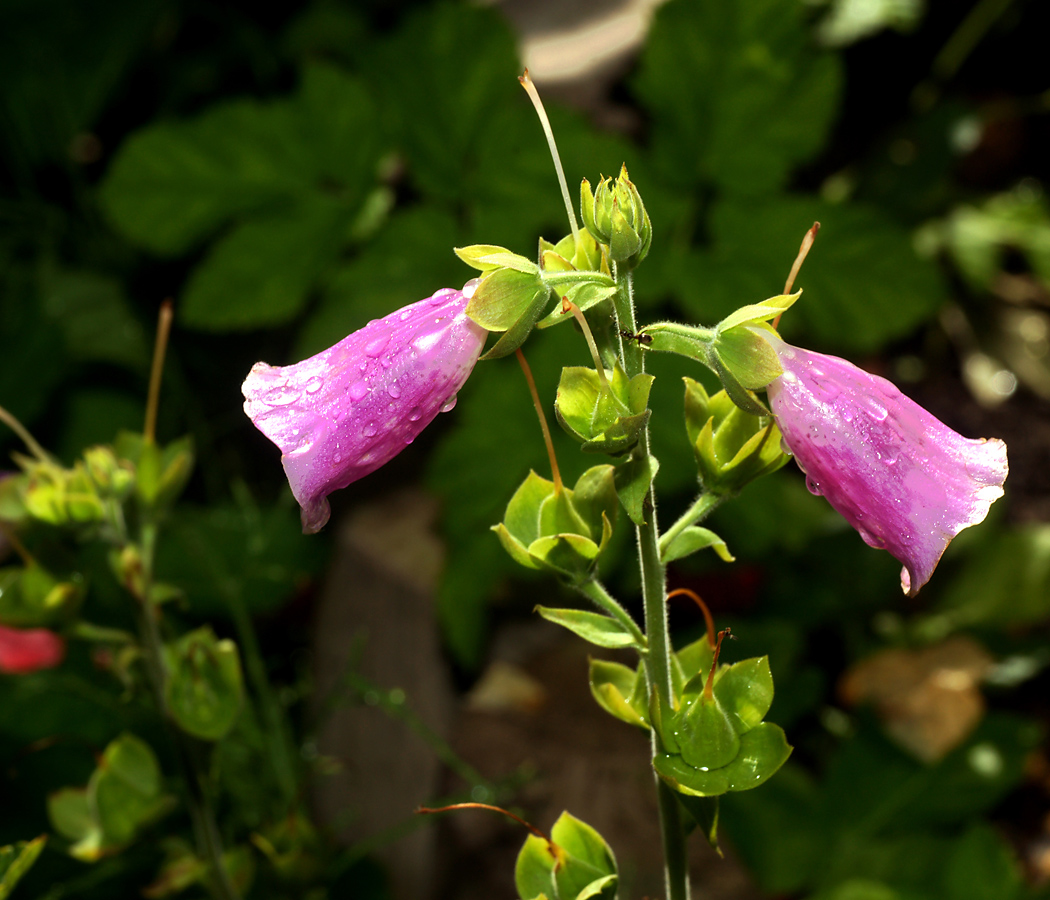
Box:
[0, 624, 65, 674]
[243, 284, 487, 533]
[764, 335, 1008, 595]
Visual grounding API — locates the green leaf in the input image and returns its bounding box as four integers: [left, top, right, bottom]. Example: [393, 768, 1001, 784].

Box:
[0, 836, 46, 899]
[683, 195, 946, 352]
[614, 453, 659, 525]
[717, 292, 800, 331]
[633, 0, 842, 195]
[535, 607, 641, 650]
[662, 526, 734, 563]
[164, 627, 245, 740]
[550, 812, 617, 876]
[576, 874, 618, 900]
[180, 199, 349, 330]
[47, 788, 96, 842]
[943, 822, 1023, 900]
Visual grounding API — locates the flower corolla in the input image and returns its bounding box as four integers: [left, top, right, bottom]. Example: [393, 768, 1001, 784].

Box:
[243, 284, 487, 533]
[764, 335, 1008, 595]
[0, 624, 65, 674]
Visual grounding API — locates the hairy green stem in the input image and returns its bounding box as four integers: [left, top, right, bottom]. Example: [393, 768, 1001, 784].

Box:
[611, 265, 691, 900]
[659, 493, 726, 560]
[577, 579, 647, 648]
[133, 519, 241, 900]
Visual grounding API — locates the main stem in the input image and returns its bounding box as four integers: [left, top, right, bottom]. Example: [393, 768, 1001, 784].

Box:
[612, 265, 691, 900]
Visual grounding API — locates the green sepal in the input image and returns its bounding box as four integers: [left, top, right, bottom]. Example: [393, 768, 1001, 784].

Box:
[0, 836, 47, 898]
[536, 282, 617, 329]
[494, 467, 618, 583]
[614, 453, 658, 525]
[536, 607, 641, 650]
[589, 657, 650, 729]
[0, 564, 84, 627]
[515, 812, 617, 900]
[712, 325, 783, 390]
[455, 244, 539, 274]
[676, 794, 722, 855]
[164, 627, 244, 740]
[649, 684, 680, 755]
[716, 291, 800, 332]
[90, 733, 165, 846]
[661, 526, 734, 564]
[555, 364, 653, 456]
[466, 267, 549, 332]
[654, 722, 792, 797]
[551, 812, 618, 900]
[713, 656, 775, 733]
[672, 636, 716, 698]
[82, 446, 135, 500]
[683, 378, 788, 495]
[709, 353, 769, 416]
[49, 733, 172, 860]
[673, 693, 741, 771]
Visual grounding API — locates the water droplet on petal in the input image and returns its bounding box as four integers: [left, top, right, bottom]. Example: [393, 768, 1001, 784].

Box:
[380, 356, 392, 369]
[440, 395, 458, 413]
[363, 422, 378, 438]
[805, 475, 822, 496]
[866, 398, 889, 421]
[365, 337, 389, 358]
[400, 310, 412, 321]
[349, 382, 368, 401]
[305, 375, 324, 394]
[408, 407, 422, 422]
[263, 383, 301, 405]
[387, 382, 401, 399]
[858, 527, 887, 549]
[780, 437, 794, 456]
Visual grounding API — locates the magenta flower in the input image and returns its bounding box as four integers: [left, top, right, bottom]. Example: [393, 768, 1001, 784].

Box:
[0, 624, 65, 674]
[243, 285, 487, 533]
[764, 336, 1008, 595]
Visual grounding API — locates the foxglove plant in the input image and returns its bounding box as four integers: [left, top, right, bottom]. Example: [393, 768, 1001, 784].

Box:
[243, 284, 487, 533]
[242, 74, 1009, 900]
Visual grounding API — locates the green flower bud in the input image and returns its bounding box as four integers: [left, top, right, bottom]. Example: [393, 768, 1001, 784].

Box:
[164, 626, 244, 741]
[493, 466, 617, 585]
[555, 363, 654, 456]
[580, 164, 652, 268]
[683, 378, 789, 495]
[83, 446, 134, 500]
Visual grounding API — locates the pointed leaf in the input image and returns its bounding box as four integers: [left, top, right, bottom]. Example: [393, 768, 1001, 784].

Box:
[535, 607, 640, 649]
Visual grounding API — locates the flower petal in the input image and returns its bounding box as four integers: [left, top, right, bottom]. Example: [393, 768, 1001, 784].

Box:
[243, 285, 487, 532]
[766, 338, 1008, 595]
[0, 624, 65, 674]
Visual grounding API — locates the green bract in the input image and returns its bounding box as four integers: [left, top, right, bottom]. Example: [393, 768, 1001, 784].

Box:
[493, 466, 617, 585]
[555, 364, 654, 456]
[515, 812, 618, 900]
[683, 378, 789, 495]
[580, 164, 652, 269]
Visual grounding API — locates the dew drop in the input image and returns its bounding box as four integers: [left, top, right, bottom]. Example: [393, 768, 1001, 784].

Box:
[780, 437, 794, 456]
[408, 407, 422, 422]
[305, 375, 324, 394]
[365, 336, 389, 358]
[805, 475, 822, 496]
[440, 395, 458, 413]
[387, 382, 401, 399]
[380, 356, 392, 369]
[349, 382, 368, 401]
[263, 383, 301, 405]
[363, 422, 378, 438]
[866, 398, 889, 421]
[358, 360, 368, 373]
[333, 452, 342, 464]
[399, 310, 412, 321]
[430, 291, 451, 306]
[858, 527, 887, 549]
